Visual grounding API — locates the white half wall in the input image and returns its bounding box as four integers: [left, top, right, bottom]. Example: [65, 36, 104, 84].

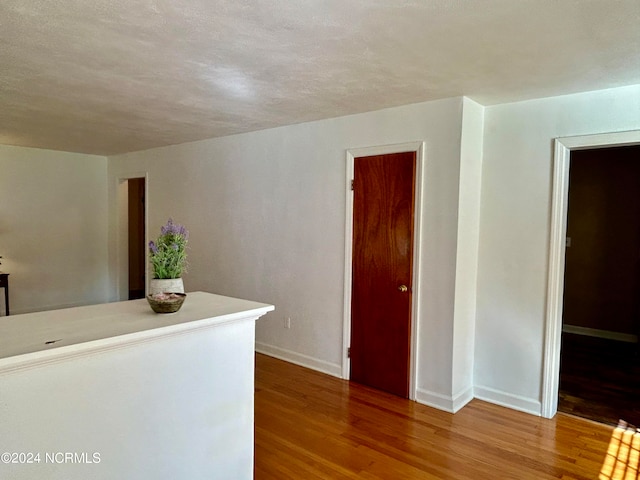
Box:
[0, 145, 109, 313]
[108, 97, 465, 403]
[475, 85, 640, 414]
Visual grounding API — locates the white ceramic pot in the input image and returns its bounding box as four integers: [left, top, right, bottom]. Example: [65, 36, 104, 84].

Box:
[149, 278, 184, 295]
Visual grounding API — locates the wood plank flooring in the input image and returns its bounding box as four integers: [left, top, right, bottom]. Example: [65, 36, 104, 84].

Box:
[254, 353, 635, 479]
[559, 333, 640, 427]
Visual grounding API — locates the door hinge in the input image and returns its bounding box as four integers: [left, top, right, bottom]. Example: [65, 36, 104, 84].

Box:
[347, 347, 351, 358]
[351, 179, 354, 191]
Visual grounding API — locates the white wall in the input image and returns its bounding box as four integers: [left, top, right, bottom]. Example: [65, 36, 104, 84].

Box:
[450, 97, 484, 411]
[475, 85, 640, 414]
[4, 83, 640, 417]
[8, 83, 639, 418]
[0, 145, 109, 313]
[108, 97, 468, 404]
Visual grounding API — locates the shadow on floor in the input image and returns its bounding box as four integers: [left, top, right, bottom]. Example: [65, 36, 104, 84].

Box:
[559, 333, 640, 426]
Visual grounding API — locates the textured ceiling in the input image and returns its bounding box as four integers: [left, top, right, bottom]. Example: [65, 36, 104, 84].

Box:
[2, 0, 640, 156]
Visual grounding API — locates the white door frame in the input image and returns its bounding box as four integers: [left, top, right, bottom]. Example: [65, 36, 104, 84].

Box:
[343, 141, 426, 401]
[541, 130, 640, 418]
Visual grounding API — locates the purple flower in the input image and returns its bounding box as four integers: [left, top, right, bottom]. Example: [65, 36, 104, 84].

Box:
[159, 218, 188, 238]
[161, 218, 174, 235]
[161, 218, 189, 237]
[149, 241, 158, 254]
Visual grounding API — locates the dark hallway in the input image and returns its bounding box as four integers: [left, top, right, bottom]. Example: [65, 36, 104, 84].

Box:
[559, 333, 640, 426]
[559, 145, 640, 426]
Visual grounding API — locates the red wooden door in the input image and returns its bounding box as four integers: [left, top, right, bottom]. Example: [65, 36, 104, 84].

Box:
[350, 151, 416, 398]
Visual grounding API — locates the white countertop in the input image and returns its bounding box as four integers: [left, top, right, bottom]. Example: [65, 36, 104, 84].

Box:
[0, 291, 274, 372]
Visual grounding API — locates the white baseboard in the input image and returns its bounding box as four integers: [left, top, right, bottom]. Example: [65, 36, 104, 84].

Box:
[255, 342, 342, 378]
[256, 345, 541, 419]
[416, 387, 473, 413]
[415, 386, 474, 414]
[474, 385, 541, 416]
[452, 386, 474, 413]
[415, 388, 454, 412]
[563, 324, 638, 343]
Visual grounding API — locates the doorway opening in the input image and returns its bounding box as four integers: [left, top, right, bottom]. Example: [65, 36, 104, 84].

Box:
[343, 142, 425, 400]
[543, 130, 640, 420]
[116, 175, 148, 301]
[127, 178, 146, 299]
[558, 145, 640, 425]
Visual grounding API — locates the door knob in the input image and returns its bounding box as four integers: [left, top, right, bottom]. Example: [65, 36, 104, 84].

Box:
[398, 285, 408, 292]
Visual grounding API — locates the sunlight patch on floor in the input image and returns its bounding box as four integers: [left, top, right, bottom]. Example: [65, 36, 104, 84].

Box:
[600, 420, 640, 479]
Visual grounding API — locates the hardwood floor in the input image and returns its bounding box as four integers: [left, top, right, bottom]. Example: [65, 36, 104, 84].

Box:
[559, 333, 640, 427]
[255, 353, 636, 480]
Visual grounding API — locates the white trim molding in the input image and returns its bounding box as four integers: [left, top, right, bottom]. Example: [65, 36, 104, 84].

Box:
[475, 385, 541, 417]
[255, 342, 342, 378]
[415, 386, 474, 414]
[542, 130, 640, 419]
[415, 389, 456, 413]
[343, 141, 426, 401]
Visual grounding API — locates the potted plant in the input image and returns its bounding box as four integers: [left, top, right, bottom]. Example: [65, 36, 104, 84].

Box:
[148, 218, 188, 295]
